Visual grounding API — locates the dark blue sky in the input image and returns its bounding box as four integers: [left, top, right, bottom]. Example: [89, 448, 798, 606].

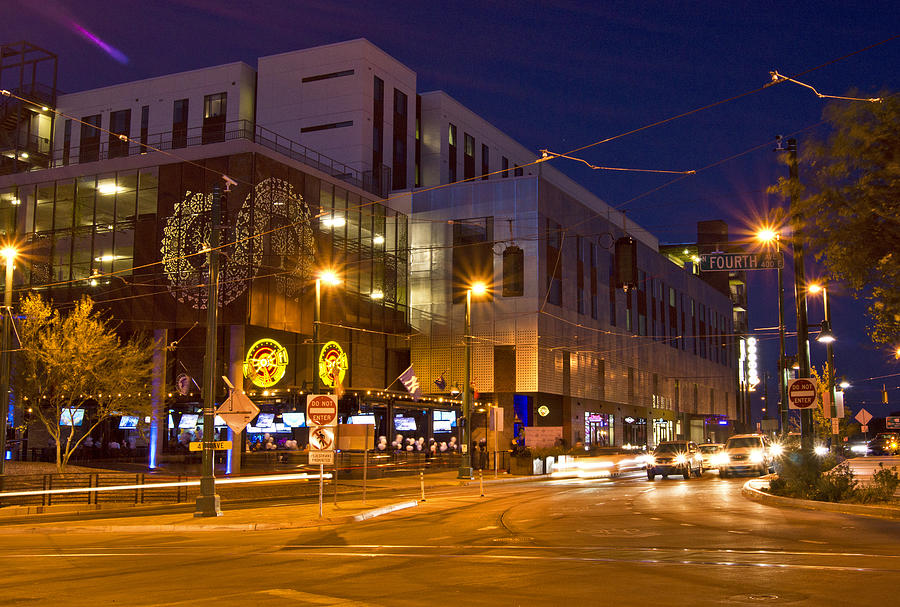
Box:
[3, 0, 898, 416]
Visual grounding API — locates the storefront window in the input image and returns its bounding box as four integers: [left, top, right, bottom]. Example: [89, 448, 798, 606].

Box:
[584, 412, 613, 447]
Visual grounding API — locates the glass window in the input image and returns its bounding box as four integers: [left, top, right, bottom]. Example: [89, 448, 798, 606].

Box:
[75, 176, 96, 227]
[94, 173, 117, 227]
[35, 183, 55, 232]
[137, 168, 158, 216]
[116, 172, 138, 222]
[203, 92, 227, 119]
[54, 181, 75, 232]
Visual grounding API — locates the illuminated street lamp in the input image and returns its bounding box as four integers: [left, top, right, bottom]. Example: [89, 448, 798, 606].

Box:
[756, 226, 788, 434]
[459, 281, 487, 479]
[313, 269, 342, 393]
[0, 245, 16, 473]
[808, 283, 838, 448]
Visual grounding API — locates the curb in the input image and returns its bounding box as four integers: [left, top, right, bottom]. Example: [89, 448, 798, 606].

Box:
[742, 478, 900, 521]
[0, 500, 419, 535]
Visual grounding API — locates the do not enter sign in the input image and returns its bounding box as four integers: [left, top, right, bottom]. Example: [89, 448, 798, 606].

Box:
[307, 394, 338, 426]
[788, 378, 818, 409]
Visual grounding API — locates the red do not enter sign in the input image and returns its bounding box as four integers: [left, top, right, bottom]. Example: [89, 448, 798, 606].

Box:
[788, 378, 818, 409]
[307, 394, 338, 426]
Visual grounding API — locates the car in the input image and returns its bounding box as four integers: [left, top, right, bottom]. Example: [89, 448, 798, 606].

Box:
[842, 433, 870, 457]
[719, 434, 773, 477]
[698, 443, 725, 469]
[867, 432, 900, 456]
[646, 440, 703, 480]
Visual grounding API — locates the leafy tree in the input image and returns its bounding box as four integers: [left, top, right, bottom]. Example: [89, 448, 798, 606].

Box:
[13, 294, 157, 472]
[770, 93, 900, 344]
[808, 366, 858, 443]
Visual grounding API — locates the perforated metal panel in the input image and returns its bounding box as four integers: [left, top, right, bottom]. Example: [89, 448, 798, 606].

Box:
[515, 330, 539, 392]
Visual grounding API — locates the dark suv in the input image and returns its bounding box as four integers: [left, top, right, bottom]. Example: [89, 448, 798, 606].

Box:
[646, 440, 703, 480]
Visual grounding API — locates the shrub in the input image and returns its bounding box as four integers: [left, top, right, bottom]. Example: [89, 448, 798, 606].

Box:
[855, 464, 900, 504]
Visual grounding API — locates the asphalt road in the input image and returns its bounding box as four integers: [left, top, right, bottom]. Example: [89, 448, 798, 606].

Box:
[1, 471, 897, 606]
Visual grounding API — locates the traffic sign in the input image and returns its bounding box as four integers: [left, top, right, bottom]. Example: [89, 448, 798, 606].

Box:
[189, 440, 233, 452]
[309, 451, 334, 465]
[886, 416, 900, 429]
[215, 390, 260, 434]
[855, 408, 873, 426]
[699, 251, 783, 272]
[309, 426, 335, 451]
[788, 378, 818, 409]
[307, 394, 338, 426]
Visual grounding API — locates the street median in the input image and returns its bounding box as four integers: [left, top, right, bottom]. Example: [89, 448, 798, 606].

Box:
[742, 477, 900, 521]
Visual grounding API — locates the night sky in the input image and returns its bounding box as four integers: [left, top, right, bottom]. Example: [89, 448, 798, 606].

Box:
[3, 0, 898, 417]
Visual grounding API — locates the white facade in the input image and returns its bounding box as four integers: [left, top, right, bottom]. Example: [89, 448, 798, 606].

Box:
[53, 62, 256, 158]
[257, 39, 416, 187]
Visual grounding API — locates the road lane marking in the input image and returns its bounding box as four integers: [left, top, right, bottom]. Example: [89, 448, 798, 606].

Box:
[262, 589, 381, 606]
[477, 526, 499, 531]
[680, 523, 695, 527]
[799, 540, 827, 544]
[271, 550, 890, 573]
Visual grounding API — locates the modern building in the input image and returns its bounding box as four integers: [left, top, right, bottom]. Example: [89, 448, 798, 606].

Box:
[0, 38, 740, 471]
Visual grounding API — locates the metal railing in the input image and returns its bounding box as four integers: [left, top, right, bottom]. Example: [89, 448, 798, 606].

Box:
[47, 119, 391, 198]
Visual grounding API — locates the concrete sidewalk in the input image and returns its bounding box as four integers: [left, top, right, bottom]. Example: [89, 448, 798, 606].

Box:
[0, 469, 541, 534]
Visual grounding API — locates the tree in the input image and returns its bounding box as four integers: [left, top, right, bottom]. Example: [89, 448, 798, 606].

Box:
[13, 294, 158, 472]
[807, 366, 858, 443]
[770, 93, 900, 344]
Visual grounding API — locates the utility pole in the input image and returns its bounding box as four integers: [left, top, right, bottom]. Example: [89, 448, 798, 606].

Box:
[786, 138, 813, 451]
[195, 185, 222, 517]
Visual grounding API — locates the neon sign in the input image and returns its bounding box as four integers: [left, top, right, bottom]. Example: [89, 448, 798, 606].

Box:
[243, 338, 289, 387]
[318, 341, 348, 389]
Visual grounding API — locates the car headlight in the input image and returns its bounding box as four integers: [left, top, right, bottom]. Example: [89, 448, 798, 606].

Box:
[769, 443, 784, 457]
[814, 445, 828, 457]
[674, 454, 687, 465]
[749, 450, 764, 463]
[644, 456, 655, 466]
[712, 453, 729, 465]
[850, 444, 868, 453]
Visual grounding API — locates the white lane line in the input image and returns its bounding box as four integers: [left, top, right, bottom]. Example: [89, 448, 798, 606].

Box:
[650, 517, 662, 521]
[800, 540, 827, 545]
[429, 536, 452, 541]
[680, 523, 695, 527]
[728, 530, 749, 534]
[271, 550, 888, 573]
[477, 526, 499, 531]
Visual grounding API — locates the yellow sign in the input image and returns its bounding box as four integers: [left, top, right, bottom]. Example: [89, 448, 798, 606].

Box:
[189, 441, 233, 452]
[538, 405, 550, 417]
[318, 341, 348, 389]
[244, 338, 289, 387]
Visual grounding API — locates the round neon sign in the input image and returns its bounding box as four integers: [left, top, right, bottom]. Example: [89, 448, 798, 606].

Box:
[243, 338, 289, 387]
[318, 341, 348, 389]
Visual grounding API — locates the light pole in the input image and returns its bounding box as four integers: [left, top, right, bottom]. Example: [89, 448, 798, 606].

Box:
[196, 186, 222, 517]
[313, 269, 341, 393]
[809, 283, 837, 448]
[0, 246, 16, 474]
[459, 281, 486, 479]
[756, 227, 788, 434]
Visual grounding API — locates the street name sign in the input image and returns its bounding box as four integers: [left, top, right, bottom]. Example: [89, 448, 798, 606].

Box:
[216, 389, 260, 434]
[855, 408, 873, 426]
[886, 416, 900, 429]
[307, 394, 338, 426]
[189, 440, 233, 452]
[700, 252, 783, 272]
[787, 378, 818, 409]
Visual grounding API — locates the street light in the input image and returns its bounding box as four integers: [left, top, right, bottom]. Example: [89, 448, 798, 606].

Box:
[459, 281, 487, 479]
[756, 226, 788, 434]
[808, 282, 838, 448]
[0, 245, 16, 474]
[313, 269, 342, 393]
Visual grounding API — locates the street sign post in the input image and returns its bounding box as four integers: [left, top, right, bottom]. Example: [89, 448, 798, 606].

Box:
[787, 378, 818, 409]
[216, 390, 260, 434]
[700, 251, 784, 272]
[307, 394, 338, 517]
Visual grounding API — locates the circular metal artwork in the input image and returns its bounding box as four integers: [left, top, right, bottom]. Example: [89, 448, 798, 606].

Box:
[243, 338, 289, 388]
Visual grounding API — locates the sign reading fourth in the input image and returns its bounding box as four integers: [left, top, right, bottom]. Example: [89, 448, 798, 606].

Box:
[700, 252, 783, 272]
